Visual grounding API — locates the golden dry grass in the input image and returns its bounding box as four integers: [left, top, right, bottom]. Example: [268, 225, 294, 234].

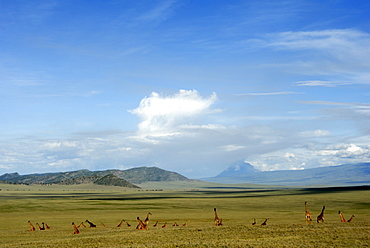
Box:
[0, 184, 369, 247]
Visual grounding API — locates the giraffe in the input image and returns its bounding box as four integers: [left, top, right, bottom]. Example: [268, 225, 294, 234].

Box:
[144, 212, 152, 226]
[252, 219, 256, 225]
[36, 222, 45, 230]
[117, 220, 124, 227]
[317, 206, 325, 223]
[72, 222, 80, 234]
[305, 202, 313, 224]
[85, 220, 97, 228]
[28, 221, 36, 231]
[347, 215, 355, 222]
[214, 208, 223, 226]
[136, 217, 148, 230]
[45, 223, 50, 229]
[78, 222, 87, 228]
[261, 219, 268, 225]
[338, 211, 346, 222]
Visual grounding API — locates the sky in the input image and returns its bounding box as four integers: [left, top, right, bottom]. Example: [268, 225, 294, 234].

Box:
[0, 0, 370, 178]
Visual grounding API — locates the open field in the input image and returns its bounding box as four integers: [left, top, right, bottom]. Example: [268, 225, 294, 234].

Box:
[0, 183, 369, 247]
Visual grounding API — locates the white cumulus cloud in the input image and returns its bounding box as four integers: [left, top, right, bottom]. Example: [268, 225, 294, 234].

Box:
[319, 144, 369, 158]
[129, 89, 218, 134]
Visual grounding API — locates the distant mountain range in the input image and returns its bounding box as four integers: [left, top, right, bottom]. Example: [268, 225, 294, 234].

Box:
[203, 162, 370, 186]
[0, 166, 191, 188]
[1, 163, 369, 187]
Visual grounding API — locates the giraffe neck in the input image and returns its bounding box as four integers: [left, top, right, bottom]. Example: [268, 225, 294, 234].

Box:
[72, 222, 80, 234]
[28, 221, 36, 231]
[214, 208, 219, 220]
[339, 211, 346, 222]
[347, 215, 355, 222]
[86, 220, 96, 227]
[144, 212, 151, 224]
[317, 206, 325, 223]
[319, 206, 325, 216]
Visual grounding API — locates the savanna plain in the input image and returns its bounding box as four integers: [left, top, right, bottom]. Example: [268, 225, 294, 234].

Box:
[0, 182, 369, 247]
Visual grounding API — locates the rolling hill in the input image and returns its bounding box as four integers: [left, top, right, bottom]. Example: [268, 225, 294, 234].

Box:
[0, 166, 190, 187]
[203, 162, 370, 186]
[94, 174, 140, 188]
[54, 174, 140, 188]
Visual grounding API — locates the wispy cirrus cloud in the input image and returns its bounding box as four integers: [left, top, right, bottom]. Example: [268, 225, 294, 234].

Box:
[134, 0, 179, 23]
[263, 29, 370, 85]
[0, 0, 57, 27]
[299, 101, 370, 121]
[29, 90, 101, 98]
[299, 100, 370, 108]
[267, 29, 369, 55]
[294, 80, 351, 87]
[236, 91, 303, 96]
[222, 144, 246, 152]
[299, 130, 331, 137]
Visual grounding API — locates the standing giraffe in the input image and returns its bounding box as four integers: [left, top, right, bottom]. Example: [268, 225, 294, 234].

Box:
[28, 221, 36, 231]
[144, 212, 152, 226]
[317, 206, 325, 223]
[347, 215, 355, 222]
[72, 222, 80, 234]
[305, 202, 313, 224]
[85, 220, 96, 227]
[338, 211, 346, 222]
[214, 208, 223, 226]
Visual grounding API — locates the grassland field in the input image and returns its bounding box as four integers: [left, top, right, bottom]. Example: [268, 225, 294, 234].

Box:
[0, 183, 369, 247]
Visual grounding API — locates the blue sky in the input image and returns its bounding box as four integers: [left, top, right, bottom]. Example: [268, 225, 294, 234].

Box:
[1, 0, 370, 178]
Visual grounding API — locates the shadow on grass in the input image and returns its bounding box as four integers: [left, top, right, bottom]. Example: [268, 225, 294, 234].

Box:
[298, 185, 370, 194]
[86, 186, 370, 201]
[1, 186, 368, 201]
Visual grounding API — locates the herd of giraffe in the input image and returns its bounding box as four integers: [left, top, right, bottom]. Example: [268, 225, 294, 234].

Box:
[72, 212, 188, 234]
[27, 221, 50, 231]
[27, 202, 355, 234]
[305, 201, 355, 224]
